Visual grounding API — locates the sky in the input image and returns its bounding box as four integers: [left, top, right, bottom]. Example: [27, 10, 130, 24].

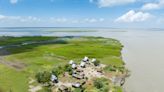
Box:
[0, 0, 163, 28]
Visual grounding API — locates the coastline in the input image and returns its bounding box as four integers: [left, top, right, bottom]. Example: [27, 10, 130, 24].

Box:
[0, 36, 128, 92]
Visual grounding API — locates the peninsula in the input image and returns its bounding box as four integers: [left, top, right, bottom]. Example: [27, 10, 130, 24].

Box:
[0, 36, 128, 92]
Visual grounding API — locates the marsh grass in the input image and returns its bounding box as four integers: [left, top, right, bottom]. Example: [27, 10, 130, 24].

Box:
[0, 36, 124, 92]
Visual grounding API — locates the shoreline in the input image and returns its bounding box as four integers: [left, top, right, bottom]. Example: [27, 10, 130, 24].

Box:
[0, 36, 127, 92]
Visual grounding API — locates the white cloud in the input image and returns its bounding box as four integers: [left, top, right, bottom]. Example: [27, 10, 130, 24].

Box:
[115, 10, 152, 23]
[141, 0, 164, 10]
[50, 17, 105, 23]
[0, 14, 41, 23]
[0, 15, 6, 20]
[10, 0, 18, 4]
[90, 0, 136, 7]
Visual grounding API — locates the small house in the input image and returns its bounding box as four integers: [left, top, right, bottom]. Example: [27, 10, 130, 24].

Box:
[72, 82, 81, 88]
[72, 74, 84, 79]
[51, 74, 58, 83]
[69, 60, 74, 65]
[91, 58, 96, 63]
[80, 62, 86, 68]
[72, 63, 77, 69]
[82, 56, 89, 62]
[58, 85, 69, 92]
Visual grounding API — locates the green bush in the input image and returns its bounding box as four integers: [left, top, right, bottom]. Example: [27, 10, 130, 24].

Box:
[104, 65, 116, 72]
[52, 66, 64, 77]
[73, 88, 83, 92]
[36, 71, 51, 84]
[93, 78, 109, 92]
[94, 79, 104, 89]
[93, 60, 100, 66]
[64, 64, 73, 75]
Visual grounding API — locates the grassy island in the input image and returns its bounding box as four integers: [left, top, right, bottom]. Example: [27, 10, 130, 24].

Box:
[0, 36, 127, 92]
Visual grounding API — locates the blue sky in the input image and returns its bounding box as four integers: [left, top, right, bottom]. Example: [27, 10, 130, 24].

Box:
[0, 0, 163, 28]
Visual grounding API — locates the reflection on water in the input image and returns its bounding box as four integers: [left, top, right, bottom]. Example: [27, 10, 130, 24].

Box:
[1, 27, 164, 92]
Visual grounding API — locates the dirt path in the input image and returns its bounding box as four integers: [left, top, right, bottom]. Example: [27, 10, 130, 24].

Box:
[28, 78, 42, 92]
[0, 48, 26, 70]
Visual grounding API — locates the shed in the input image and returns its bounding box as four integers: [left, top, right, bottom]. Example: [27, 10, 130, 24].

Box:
[69, 60, 74, 65]
[91, 58, 96, 63]
[83, 56, 89, 62]
[72, 82, 81, 88]
[51, 74, 58, 83]
[80, 62, 86, 68]
[58, 85, 69, 92]
[72, 63, 77, 69]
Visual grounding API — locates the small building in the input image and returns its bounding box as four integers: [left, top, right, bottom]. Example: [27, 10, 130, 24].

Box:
[51, 74, 58, 83]
[58, 85, 69, 92]
[80, 62, 86, 68]
[72, 63, 77, 69]
[72, 74, 84, 79]
[76, 69, 83, 72]
[72, 82, 81, 88]
[82, 56, 89, 62]
[69, 60, 74, 65]
[91, 58, 96, 63]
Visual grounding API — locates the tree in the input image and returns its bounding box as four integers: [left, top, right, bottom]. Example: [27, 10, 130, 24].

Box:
[64, 64, 73, 75]
[93, 60, 100, 66]
[93, 78, 109, 92]
[36, 71, 51, 84]
[94, 79, 103, 89]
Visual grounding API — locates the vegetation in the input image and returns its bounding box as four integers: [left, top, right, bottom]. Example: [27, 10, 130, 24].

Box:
[0, 36, 56, 46]
[93, 78, 109, 92]
[0, 36, 125, 92]
[35, 71, 51, 84]
[93, 60, 100, 66]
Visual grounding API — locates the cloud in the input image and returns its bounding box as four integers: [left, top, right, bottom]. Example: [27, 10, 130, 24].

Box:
[141, 0, 164, 10]
[90, 0, 136, 7]
[0, 15, 6, 20]
[10, 0, 18, 4]
[50, 17, 105, 23]
[0, 14, 41, 22]
[115, 10, 152, 23]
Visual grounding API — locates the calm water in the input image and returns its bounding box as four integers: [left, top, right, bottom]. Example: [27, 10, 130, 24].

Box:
[1, 27, 164, 92]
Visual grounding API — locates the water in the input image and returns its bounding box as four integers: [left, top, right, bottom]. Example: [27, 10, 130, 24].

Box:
[0, 27, 164, 92]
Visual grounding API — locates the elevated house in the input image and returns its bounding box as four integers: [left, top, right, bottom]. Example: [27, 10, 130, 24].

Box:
[69, 60, 74, 65]
[51, 74, 58, 83]
[80, 62, 86, 68]
[82, 56, 89, 62]
[72, 82, 81, 88]
[58, 85, 70, 92]
[72, 74, 84, 79]
[71, 63, 77, 69]
[91, 58, 96, 63]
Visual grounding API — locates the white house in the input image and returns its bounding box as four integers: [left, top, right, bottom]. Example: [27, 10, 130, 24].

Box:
[72, 82, 81, 88]
[80, 62, 86, 68]
[69, 60, 74, 65]
[72, 63, 77, 69]
[91, 58, 96, 63]
[51, 74, 58, 83]
[83, 56, 89, 62]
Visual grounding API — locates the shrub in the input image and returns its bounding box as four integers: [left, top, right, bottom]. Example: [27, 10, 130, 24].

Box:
[36, 71, 51, 84]
[93, 78, 109, 92]
[93, 60, 100, 66]
[73, 87, 85, 92]
[64, 64, 73, 75]
[52, 66, 64, 77]
[94, 79, 103, 89]
[104, 65, 116, 72]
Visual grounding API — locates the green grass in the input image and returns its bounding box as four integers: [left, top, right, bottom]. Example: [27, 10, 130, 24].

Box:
[0, 64, 28, 92]
[0, 36, 124, 92]
[0, 36, 57, 46]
